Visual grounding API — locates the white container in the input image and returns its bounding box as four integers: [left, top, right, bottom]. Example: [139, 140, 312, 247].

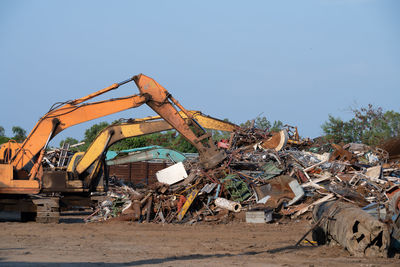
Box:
[156, 162, 188, 185]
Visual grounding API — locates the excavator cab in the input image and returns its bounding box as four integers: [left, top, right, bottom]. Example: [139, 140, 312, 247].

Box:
[0, 141, 20, 164]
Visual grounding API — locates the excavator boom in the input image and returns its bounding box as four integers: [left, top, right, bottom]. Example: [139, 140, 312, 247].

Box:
[8, 77, 146, 175]
[134, 74, 227, 169]
[74, 111, 238, 176]
[0, 74, 228, 194]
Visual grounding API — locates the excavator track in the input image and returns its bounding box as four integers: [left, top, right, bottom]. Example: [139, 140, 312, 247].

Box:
[32, 197, 60, 223]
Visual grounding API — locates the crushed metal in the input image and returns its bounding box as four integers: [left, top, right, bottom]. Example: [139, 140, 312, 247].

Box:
[57, 125, 400, 257]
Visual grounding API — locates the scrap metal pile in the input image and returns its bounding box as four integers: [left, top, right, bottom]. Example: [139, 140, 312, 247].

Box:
[86, 126, 400, 257]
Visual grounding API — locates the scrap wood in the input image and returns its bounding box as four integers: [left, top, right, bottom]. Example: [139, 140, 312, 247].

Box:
[300, 176, 331, 188]
[140, 192, 153, 205]
[280, 203, 309, 216]
[144, 196, 152, 223]
[84, 208, 101, 222]
[303, 160, 328, 172]
[292, 194, 335, 218]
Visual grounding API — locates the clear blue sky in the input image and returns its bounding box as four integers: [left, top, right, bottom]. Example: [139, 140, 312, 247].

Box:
[1, 0, 399, 147]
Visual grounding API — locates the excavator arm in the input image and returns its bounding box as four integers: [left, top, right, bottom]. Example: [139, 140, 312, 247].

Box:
[133, 74, 227, 169]
[9, 77, 148, 177]
[0, 74, 228, 194]
[73, 111, 238, 177]
[13, 74, 227, 174]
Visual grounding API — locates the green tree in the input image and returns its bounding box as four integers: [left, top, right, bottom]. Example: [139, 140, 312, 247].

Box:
[109, 131, 176, 151]
[12, 126, 27, 142]
[110, 136, 149, 151]
[322, 104, 400, 146]
[0, 136, 10, 145]
[379, 110, 400, 138]
[241, 116, 270, 130]
[109, 130, 198, 153]
[0, 126, 9, 144]
[321, 115, 352, 144]
[240, 116, 283, 132]
[271, 120, 284, 132]
[170, 134, 197, 153]
[59, 137, 79, 147]
[210, 129, 231, 141]
[59, 137, 80, 152]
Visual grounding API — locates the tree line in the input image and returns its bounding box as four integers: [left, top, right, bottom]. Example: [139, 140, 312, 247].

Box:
[1, 104, 400, 153]
[0, 126, 27, 144]
[322, 104, 400, 146]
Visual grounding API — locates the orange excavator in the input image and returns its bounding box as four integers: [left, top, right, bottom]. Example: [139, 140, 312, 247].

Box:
[0, 74, 226, 196]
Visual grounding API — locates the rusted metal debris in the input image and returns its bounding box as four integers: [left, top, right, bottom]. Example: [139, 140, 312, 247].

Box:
[312, 201, 390, 258]
[82, 125, 400, 257]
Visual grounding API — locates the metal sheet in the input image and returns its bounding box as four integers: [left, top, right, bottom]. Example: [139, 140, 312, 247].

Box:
[177, 189, 199, 221]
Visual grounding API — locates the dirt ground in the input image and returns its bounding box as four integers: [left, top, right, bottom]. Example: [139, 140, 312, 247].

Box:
[0, 213, 399, 266]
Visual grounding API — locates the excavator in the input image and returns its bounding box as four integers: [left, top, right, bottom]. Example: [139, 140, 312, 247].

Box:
[48, 110, 239, 194]
[0, 74, 288, 222]
[0, 74, 232, 221]
[0, 74, 227, 196]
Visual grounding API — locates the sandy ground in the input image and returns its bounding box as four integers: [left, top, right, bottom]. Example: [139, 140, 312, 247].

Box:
[0, 214, 399, 266]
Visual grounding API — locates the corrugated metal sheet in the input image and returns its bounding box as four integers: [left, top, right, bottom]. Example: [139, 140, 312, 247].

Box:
[109, 162, 169, 185]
